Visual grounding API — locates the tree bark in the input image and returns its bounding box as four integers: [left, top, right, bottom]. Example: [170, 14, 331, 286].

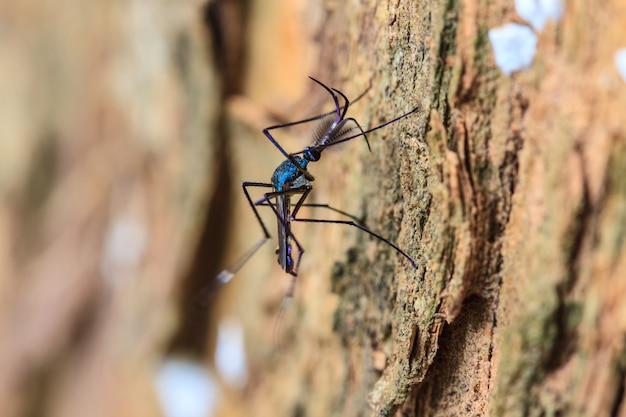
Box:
[218, 1, 626, 417]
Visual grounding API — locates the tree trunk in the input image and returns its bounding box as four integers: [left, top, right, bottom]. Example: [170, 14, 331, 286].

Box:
[2, 0, 625, 417]
[216, 1, 626, 416]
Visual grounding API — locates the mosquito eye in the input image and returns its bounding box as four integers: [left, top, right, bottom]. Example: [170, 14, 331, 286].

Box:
[304, 147, 321, 161]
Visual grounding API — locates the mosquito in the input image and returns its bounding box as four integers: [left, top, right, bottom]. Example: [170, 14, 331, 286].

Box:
[197, 77, 418, 307]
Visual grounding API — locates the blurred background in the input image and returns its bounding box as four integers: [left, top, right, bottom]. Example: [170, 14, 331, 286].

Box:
[0, 0, 330, 416]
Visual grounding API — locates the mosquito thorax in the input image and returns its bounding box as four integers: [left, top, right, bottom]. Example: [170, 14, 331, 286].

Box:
[271, 156, 310, 191]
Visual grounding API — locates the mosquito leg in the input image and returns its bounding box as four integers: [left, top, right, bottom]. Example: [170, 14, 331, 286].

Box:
[269, 78, 370, 133]
[195, 237, 268, 305]
[262, 78, 374, 178]
[255, 187, 311, 300]
[292, 217, 418, 269]
[242, 181, 274, 238]
[330, 117, 372, 155]
[289, 187, 312, 219]
[331, 86, 350, 120]
[308, 77, 342, 123]
[315, 107, 420, 151]
[262, 128, 314, 181]
[271, 226, 306, 350]
[296, 203, 364, 224]
[260, 188, 308, 272]
[262, 77, 345, 178]
[254, 186, 311, 207]
[256, 200, 366, 225]
[195, 182, 275, 305]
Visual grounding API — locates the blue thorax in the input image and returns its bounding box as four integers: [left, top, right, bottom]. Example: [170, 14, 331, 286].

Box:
[271, 156, 310, 191]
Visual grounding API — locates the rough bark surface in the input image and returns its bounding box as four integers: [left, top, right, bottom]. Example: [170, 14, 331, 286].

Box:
[217, 1, 626, 417]
[2, 0, 626, 417]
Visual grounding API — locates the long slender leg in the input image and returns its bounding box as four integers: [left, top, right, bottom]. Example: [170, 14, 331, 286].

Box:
[262, 78, 342, 179]
[292, 217, 418, 269]
[331, 86, 351, 120]
[255, 185, 372, 345]
[253, 186, 311, 208]
[262, 79, 355, 131]
[333, 88, 349, 120]
[332, 117, 371, 151]
[242, 182, 274, 238]
[288, 187, 312, 219]
[262, 78, 351, 180]
[296, 203, 363, 224]
[256, 185, 314, 227]
[290, 107, 420, 158]
[278, 78, 370, 129]
[308, 77, 342, 124]
[258, 188, 308, 277]
[317, 107, 420, 151]
[263, 128, 314, 181]
[281, 78, 370, 127]
[261, 187, 364, 287]
[195, 182, 275, 305]
[195, 237, 268, 305]
[230, 183, 309, 278]
[263, 82, 342, 179]
[256, 201, 366, 225]
[262, 79, 376, 180]
[256, 187, 311, 346]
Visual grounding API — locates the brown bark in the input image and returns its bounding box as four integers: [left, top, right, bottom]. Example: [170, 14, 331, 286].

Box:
[218, 1, 626, 417]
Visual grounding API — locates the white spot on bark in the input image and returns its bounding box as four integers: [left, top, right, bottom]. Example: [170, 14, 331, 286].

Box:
[489, 23, 538, 75]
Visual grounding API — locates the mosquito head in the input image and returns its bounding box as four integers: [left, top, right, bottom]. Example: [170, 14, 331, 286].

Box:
[303, 146, 322, 162]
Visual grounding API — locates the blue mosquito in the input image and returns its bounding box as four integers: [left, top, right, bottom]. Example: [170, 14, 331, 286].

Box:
[198, 77, 418, 306]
